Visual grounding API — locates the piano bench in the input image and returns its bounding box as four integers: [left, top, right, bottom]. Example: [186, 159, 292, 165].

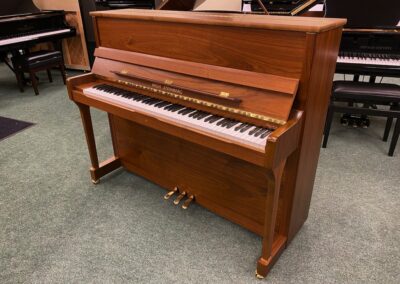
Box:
[323, 81, 400, 156]
[12, 50, 66, 95]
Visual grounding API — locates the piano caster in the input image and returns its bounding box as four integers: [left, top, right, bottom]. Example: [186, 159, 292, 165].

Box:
[91, 179, 100, 185]
[164, 187, 178, 200]
[255, 270, 265, 279]
[173, 191, 186, 205]
[182, 195, 194, 209]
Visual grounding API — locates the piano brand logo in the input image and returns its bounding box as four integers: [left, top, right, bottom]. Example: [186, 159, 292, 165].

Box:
[151, 83, 183, 95]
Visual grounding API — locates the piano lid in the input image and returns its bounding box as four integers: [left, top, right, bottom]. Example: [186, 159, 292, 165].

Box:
[0, 0, 39, 17]
[325, 0, 400, 29]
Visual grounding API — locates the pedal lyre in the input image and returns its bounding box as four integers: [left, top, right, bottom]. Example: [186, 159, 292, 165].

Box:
[182, 195, 194, 210]
[164, 187, 178, 200]
[173, 191, 186, 205]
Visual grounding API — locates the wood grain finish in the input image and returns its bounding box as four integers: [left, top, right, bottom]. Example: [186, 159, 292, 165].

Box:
[34, 0, 90, 70]
[67, 10, 345, 278]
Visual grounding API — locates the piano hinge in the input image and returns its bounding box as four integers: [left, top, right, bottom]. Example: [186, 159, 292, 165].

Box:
[116, 79, 286, 125]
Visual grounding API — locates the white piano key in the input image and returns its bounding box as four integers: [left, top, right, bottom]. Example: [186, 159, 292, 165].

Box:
[83, 85, 271, 151]
[0, 29, 72, 46]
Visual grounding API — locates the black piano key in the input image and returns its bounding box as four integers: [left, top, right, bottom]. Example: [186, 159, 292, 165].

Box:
[170, 106, 186, 112]
[249, 127, 261, 136]
[254, 128, 267, 137]
[216, 118, 229, 126]
[189, 111, 201, 118]
[226, 121, 240, 129]
[240, 124, 253, 133]
[154, 101, 169, 108]
[234, 123, 247, 131]
[205, 115, 218, 123]
[179, 108, 194, 115]
[260, 130, 271, 139]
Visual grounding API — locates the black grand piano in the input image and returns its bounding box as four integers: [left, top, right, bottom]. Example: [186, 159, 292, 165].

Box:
[326, 0, 400, 80]
[0, 0, 76, 71]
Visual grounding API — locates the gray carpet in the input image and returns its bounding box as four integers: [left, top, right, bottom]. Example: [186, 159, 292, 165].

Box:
[0, 65, 399, 284]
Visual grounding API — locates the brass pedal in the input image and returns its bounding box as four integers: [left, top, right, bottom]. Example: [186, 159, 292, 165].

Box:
[164, 187, 178, 200]
[182, 195, 194, 210]
[173, 191, 186, 205]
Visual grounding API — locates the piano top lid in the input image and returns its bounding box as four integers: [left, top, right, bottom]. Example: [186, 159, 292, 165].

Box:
[90, 9, 346, 33]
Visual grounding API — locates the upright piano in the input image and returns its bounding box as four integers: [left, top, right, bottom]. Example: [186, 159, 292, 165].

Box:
[67, 9, 345, 278]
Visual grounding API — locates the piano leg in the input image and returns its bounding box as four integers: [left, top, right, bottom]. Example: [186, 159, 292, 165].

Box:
[76, 103, 121, 183]
[256, 161, 287, 279]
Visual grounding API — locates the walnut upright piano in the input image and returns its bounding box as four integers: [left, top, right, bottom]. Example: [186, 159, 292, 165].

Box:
[67, 10, 345, 278]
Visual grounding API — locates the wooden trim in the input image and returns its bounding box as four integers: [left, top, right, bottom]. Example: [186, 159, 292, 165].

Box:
[90, 9, 346, 33]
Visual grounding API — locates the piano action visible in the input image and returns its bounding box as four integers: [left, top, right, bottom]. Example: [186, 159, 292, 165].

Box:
[67, 9, 345, 278]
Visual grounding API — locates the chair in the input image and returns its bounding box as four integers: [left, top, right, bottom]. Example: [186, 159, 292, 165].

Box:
[323, 81, 400, 156]
[12, 50, 66, 95]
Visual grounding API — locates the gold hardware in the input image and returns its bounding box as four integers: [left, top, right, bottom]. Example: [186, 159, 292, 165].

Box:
[173, 191, 186, 205]
[219, 92, 230, 98]
[164, 187, 178, 200]
[91, 179, 100, 185]
[182, 195, 194, 210]
[116, 79, 285, 125]
[164, 79, 173, 85]
[255, 270, 264, 279]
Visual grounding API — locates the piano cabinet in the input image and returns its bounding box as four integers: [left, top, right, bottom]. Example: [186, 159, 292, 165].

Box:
[67, 10, 345, 278]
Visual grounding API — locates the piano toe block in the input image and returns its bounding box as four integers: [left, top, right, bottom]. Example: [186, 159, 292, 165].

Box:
[89, 156, 121, 183]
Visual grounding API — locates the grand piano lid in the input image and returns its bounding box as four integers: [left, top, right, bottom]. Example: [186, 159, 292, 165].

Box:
[0, 0, 40, 17]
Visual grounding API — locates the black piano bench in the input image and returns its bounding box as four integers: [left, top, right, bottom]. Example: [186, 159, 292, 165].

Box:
[323, 81, 400, 156]
[12, 50, 66, 95]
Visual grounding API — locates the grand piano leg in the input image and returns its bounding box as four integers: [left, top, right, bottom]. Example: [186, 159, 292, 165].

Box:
[76, 103, 121, 184]
[256, 161, 287, 278]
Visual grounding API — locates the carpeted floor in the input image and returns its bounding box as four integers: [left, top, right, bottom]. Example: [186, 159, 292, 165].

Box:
[0, 65, 399, 284]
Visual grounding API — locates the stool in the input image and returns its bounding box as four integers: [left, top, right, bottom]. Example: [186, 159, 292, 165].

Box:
[323, 81, 400, 156]
[12, 50, 66, 95]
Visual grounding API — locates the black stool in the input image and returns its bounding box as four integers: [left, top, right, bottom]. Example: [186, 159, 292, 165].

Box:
[12, 50, 66, 95]
[323, 81, 400, 156]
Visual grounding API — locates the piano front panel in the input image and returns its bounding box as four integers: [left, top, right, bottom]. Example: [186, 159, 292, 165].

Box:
[95, 17, 308, 78]
[111, 115, 279, 236]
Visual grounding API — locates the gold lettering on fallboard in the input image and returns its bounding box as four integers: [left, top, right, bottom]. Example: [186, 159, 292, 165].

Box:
[116, 79, 286, 125]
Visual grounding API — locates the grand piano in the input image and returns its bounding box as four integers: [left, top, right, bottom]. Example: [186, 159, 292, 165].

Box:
[326, 0, 400, 79]
[67, 9, 345, 278]
[0, 0, 76, 67]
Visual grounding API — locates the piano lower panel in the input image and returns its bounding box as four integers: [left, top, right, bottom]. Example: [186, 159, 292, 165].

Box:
[110, 114, 278, 236]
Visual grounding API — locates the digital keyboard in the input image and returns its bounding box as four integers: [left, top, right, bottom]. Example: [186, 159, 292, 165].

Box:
[84, 84, 272, 151]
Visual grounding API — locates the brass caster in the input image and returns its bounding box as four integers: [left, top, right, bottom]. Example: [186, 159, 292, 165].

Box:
[91, 179, 100, 185]
[255, 270, 264, 280]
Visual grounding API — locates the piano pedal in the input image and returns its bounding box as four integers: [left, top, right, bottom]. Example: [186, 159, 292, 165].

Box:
[182, 195, 195, 210]
[173, 191, 187, 205]
[164, 187, 178, 200]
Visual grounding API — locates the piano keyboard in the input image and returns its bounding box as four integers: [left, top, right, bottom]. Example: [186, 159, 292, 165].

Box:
[0, 29, 72, 46]
[83, 84, 272, 151]
[337, 52, 400, 67]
